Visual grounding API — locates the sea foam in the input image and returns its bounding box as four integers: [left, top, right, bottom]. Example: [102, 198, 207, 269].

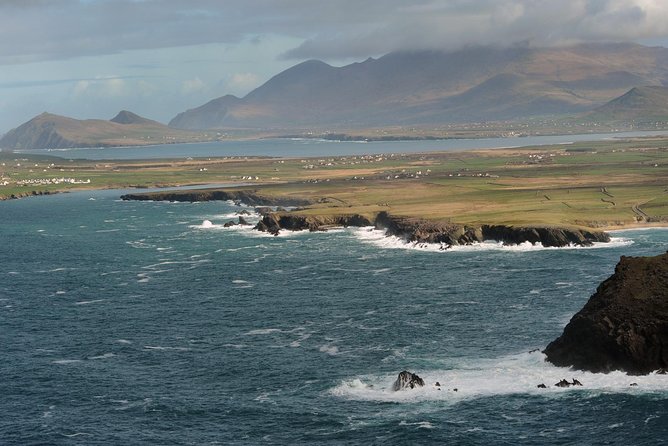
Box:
[330, 351, 668, 403]
[351, 227, 633, 252]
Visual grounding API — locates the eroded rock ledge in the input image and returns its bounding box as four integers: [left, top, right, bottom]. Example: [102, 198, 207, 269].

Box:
[120, 189, 311, 207]
[256, 211, 610, 248]
[544, 251, 668, 375]
[121, 191, 610, 248]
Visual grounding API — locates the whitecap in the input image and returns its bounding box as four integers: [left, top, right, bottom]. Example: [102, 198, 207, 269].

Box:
[52, 359, 83, 365]
[88, 353, 116, 360]
[75, 299, 105, 305]
[351, 227, 634, 252]
[330, 351, 668, 403]
[143, 345, 191, 351]
[319, 345, 340, 356]
[244, 328, 282, 335]
[117, 339, 132, 344]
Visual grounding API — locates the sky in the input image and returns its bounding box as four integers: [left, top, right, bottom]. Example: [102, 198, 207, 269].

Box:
[2, 0, 668, 133]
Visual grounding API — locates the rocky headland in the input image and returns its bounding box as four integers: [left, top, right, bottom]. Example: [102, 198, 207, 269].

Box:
[544, 251, 668, 375]
[122, 189, 611, 248]
[120, 189, 312, 207]
[255, 211, 609, 248]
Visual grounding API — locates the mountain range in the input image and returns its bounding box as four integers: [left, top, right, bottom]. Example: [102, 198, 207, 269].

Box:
[0, 111, 214, 150]
[169, 43, 668, 130]
[4, 43, 668, 151]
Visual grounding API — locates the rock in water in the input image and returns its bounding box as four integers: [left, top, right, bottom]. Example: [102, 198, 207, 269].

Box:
[544, 251, 668, 375]
[392, 371, 425, 390]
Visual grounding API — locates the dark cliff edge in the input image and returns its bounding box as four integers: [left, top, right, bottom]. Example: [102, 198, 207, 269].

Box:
[120, 189, 312, 207]
[121, 191, 610, 248]
[544, 251, 668, 375]
[255, 211, 610, 248]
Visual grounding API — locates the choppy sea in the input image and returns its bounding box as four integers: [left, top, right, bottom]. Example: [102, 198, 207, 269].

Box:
[1, 189, 666, 445]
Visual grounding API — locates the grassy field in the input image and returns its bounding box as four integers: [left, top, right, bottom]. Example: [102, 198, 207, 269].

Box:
[1, 136, 667, 229]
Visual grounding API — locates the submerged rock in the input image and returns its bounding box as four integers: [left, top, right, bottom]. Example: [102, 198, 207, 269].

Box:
[544, 251, 668, 375]
[392, 371, 425, 391]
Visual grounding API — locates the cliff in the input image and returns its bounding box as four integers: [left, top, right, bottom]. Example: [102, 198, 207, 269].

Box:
[255, 211, 610, 248]
[120, 189, 312, 207]
[121, 190, 610, 248]
[544, 252, 668, 375]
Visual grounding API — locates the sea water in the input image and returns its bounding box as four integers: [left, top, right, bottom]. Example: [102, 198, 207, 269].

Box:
[16, 130, 668, 160]
[1, 190, 667, 445]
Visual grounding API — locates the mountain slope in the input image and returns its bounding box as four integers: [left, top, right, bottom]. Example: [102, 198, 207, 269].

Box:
[0, 111, 203, 150]
[584, 86, 668, 122]
[169, 43, 668, 130]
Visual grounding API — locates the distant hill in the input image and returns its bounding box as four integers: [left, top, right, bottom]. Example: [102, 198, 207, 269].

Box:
[0, 111, 211, 150]
[169, 43, 668, 130]
[584, 86, 668, 123]
[110, 110, 162, 126]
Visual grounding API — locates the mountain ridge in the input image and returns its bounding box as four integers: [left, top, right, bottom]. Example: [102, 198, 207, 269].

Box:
[0, 111, 211, 150]
[169, 43, 668, 130]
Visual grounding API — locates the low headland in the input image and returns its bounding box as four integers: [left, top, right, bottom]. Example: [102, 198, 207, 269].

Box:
[122, 187, 611, 247]
[3, 136, 668, 246]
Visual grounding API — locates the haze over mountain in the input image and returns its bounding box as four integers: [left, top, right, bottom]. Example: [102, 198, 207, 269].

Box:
[0, 111, 212, 150]
[169, 43, 668, 130]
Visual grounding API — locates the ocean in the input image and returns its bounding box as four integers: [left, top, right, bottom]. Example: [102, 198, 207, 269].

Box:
[1, 189, 667, 445]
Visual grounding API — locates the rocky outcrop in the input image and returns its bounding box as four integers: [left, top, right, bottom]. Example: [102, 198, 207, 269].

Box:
[374, 212, 609, 247]
[544, 251, 668, 375]
[377, 212, 609, 247]
[393, 371, 425, 391]
[255, 213, 373, 235]
[120, 189, 311, 207]
[253, 210, 609, 246]
[123, 191, 610, 247]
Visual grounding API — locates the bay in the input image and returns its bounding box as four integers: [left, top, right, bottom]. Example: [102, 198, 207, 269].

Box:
[1, 190, 667, 444]
[13, 130, 668, 160]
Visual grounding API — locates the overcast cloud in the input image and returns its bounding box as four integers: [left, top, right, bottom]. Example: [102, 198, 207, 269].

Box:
[1, 0, 668, 64]
[1, 0, 668, 131]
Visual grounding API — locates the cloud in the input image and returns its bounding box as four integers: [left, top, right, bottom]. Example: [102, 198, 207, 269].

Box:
[226, 72, 261, 93]
[0, 1, 667, 65]
[71, 76, 127, 97]
[181, 77, 206, 94]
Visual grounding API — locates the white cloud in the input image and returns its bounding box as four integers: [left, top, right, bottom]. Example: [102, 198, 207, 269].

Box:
[226, 72, 261, 94]
[181, 77, 206, 94]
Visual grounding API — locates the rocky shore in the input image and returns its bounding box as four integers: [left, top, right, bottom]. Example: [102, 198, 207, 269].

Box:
[544, 251, 668, 375]
[120, 189, 311, 207]
[254, 210, 609, 248]
[121, 190, 610, 248]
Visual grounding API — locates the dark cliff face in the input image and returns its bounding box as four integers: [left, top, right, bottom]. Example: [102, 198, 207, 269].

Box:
[120, 190, 311, 207]
[121, 191, 610, 248]
[544, 252, 668, 375]
[373, 212, 609, 247]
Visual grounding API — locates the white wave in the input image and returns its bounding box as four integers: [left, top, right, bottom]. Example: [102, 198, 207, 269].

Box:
[143, 345, 191, 351]
[319, 345, 340, 356]
[88, 353, 116, 360]
[189, 219, 226, 230]
[52, 359, 83, 365]
[351, 227, 633, 252]
[244, 328, 283, 335]
[117, 339, 132, 344]
[399, 420, 436, 429]
[330, 351, 668, 403]
[75, 299, 105, 305]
